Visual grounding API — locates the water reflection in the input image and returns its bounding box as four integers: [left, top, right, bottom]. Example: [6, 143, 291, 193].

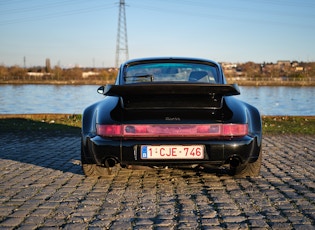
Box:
[0, 85, 103, 114]
[0, 85, 314, 115]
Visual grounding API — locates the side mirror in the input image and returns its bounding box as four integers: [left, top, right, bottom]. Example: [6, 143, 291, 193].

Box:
[97, 86, 105, 94]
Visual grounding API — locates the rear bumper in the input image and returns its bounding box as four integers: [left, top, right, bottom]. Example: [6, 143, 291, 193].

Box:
[84, 135, 261, 167]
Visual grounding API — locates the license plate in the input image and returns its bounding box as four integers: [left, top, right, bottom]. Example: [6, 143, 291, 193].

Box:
[141, 145, 204, 159]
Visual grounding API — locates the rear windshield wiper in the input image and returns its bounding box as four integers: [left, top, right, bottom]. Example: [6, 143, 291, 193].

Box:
[124, 74, 154, 82]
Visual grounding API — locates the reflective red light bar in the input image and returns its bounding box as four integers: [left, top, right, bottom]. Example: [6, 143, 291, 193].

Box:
[222, 124, 248, 136]
[96, 124, 248, 139]
[96, 124, 121, 136]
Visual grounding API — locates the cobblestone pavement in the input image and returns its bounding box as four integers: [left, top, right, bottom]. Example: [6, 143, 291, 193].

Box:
[0, 133, 314, 230]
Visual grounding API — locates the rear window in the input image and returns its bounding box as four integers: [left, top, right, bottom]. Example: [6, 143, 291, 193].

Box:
[124, 62, 219, 84]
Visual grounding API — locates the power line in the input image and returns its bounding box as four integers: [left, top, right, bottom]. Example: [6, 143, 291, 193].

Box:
[130, 1, 314, 28]
[0, 1, 116, 26]
[1, 0, 313, 26]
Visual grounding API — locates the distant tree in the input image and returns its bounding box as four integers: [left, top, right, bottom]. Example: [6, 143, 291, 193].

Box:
[99, 69, 118, 82]
[0, 65, 9, 78]
[8, 65, 27, 79]
[305, 62, 315, 78]
[64, 67, 82, 80]
[240, 62, 260, 72]
[288, 72, 304, 79]
[235, 62, 261, 78]
[28, 66, 44, 73]
[53, 66, 63, 80]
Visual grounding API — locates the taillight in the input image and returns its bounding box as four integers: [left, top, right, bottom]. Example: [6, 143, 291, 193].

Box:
[96, 124, 122, 137]
[96, 124, 248, 139]
[221, 124, 248, 137]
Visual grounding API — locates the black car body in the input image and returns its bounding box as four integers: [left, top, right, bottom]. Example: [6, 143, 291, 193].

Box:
[81, 57, 262, 177]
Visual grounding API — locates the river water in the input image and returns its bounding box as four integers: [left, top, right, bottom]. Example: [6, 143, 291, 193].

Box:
[0, 85, 314, 115]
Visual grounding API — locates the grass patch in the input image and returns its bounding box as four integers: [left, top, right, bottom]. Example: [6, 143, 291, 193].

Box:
[262, 116, 315, 135]
[0, 114, 314, 135]
[0, 114, 81, 134]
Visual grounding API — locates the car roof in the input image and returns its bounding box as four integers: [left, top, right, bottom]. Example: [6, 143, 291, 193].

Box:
[122, 57, 220, 67]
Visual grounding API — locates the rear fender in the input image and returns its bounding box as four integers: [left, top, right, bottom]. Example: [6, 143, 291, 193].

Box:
[223, 96, 262, 144]
[246, 104, 262, 145]
[95, 96, 121, 124]
[82, 96, 121, 143]
[82, 105, 97, 145]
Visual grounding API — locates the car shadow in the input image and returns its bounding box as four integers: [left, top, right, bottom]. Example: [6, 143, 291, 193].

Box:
[0, 118, 84, 176]
[0, 118, 238, 178]
[125, 164, 233, 178]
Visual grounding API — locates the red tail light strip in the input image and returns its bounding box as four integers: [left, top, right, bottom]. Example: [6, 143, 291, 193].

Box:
[96, 124, 248, 139]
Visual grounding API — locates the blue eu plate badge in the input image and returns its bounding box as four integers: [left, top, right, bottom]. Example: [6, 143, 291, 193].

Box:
[141, 146, 148, 159]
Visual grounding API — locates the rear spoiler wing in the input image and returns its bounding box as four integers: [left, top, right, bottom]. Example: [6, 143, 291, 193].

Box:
[99, 83, 240, 97]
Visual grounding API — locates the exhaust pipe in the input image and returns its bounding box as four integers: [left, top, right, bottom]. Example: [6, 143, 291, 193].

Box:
[104, 158, 116, 175]
[104, 158, 116, 168]
[229, 156, 241, 168]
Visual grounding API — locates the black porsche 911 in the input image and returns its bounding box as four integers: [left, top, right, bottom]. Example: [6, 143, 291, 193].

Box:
[81, 57, 262, 177]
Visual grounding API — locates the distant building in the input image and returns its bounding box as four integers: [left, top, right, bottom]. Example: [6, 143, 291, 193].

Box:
[295, 66, 304, 72]
[27, 72, 45, 77]
[220, 62, 237, 70]
[82, 71, 100, 78]
[277, 60, 291, 67]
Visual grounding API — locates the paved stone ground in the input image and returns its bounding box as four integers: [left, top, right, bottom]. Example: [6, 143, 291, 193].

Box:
[0, 133, 314, 229]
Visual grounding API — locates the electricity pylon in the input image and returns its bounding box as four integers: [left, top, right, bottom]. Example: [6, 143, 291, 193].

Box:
[115, 0, 129, 68]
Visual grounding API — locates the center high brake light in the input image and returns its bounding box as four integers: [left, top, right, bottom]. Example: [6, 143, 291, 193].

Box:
[96, 124, 248, 139]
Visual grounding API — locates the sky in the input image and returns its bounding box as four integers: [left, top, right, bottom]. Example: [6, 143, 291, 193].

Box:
[0, 0, 314, 68]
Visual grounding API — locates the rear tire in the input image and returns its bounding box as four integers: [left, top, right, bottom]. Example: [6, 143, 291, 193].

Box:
[82, 163, 109, 177]
[81, 139, 108, 177]
[233, 150, 262, 178]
